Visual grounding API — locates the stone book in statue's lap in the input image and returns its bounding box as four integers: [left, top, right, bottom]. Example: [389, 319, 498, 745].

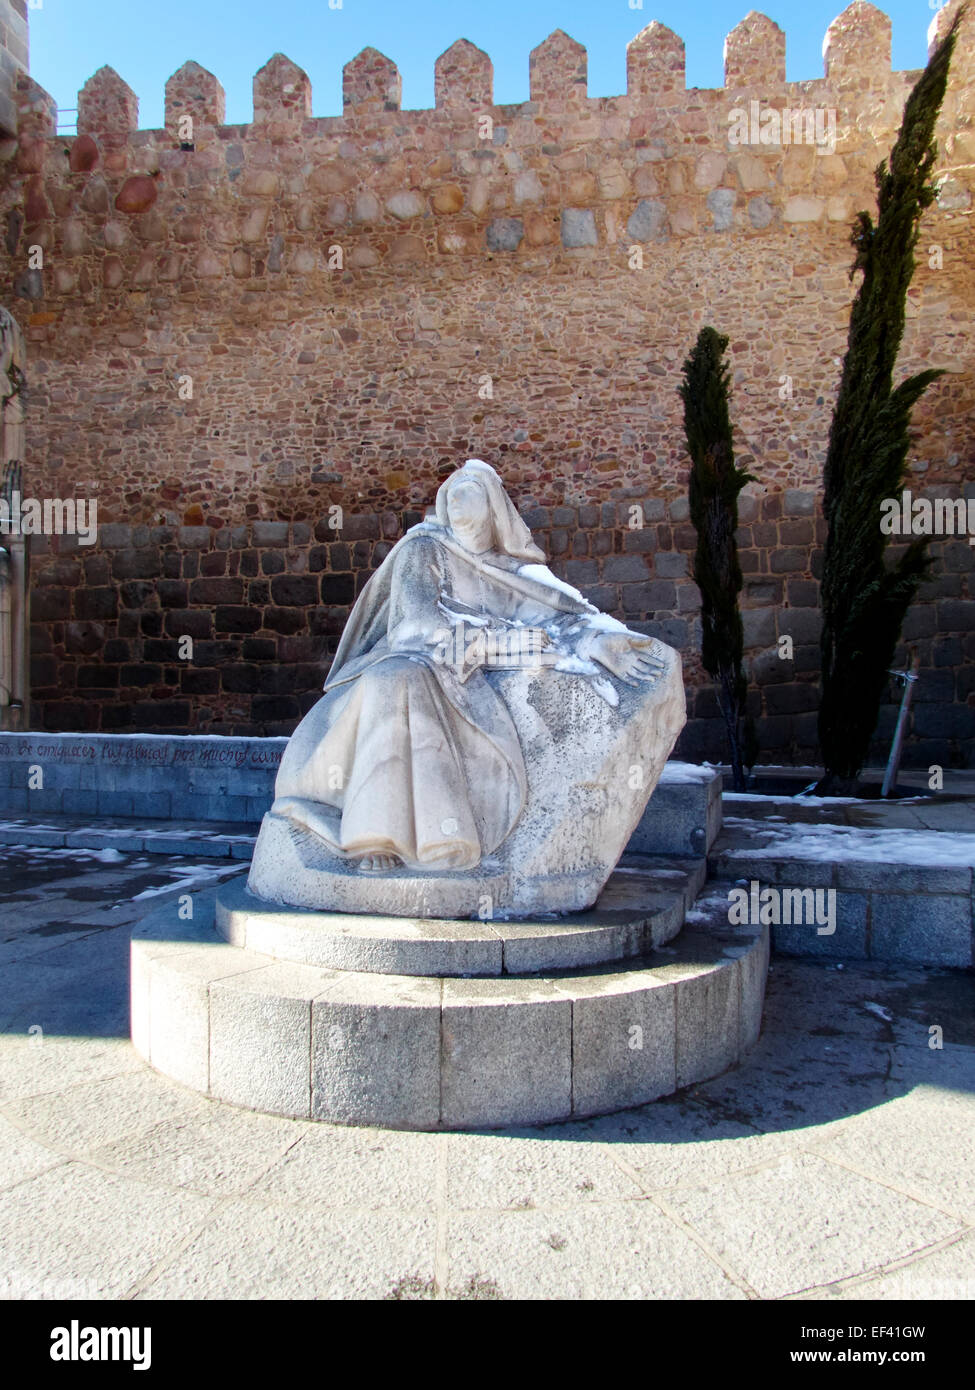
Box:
[248, 460, 686, 918]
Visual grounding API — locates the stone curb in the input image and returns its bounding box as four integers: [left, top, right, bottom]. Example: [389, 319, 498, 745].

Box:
[710, 845, 975, 967]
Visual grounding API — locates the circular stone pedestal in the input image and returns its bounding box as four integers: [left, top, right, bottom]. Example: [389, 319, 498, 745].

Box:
[215, 867, 693, 976]
[131, 871, 768, 1131]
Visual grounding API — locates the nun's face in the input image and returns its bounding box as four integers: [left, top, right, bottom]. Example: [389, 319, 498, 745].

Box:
[446, 478, 493, 553]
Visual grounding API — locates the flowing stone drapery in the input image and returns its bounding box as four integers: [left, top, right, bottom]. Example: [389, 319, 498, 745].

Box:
[249, 460, 687, 917]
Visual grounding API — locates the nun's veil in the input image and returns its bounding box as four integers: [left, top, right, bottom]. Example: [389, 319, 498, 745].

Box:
[434, 459, 545, 564]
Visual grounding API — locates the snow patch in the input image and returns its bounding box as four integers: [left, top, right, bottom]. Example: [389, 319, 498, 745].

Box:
[662, 762, 719, 784]
[721, 818, 975, 868]
[863, 1001, 894, 1023]
[131, 863, 246, 901]
[518, 563, 590, 605]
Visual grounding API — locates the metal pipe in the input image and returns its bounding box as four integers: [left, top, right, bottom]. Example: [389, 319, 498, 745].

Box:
[881, 654, 920, 798]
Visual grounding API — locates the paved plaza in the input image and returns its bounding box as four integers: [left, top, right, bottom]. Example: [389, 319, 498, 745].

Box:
[0, 844, 972, 1301]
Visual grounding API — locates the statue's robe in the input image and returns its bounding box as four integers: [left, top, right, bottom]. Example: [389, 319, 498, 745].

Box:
[271, 522, 608, 872]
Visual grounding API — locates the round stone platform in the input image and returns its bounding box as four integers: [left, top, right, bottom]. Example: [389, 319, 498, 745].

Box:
[131, 880, 768, 1130]
[215, 865, 700, 977]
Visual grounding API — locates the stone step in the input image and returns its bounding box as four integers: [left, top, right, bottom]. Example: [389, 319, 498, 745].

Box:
[709, 821, 975, 967]
[216, 859, 705, 977]
[131, 881, 767, 1130]
[0, 813, 255, 857]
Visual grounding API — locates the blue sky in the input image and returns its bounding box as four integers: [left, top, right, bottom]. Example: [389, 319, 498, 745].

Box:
[29, 0, 946, 132]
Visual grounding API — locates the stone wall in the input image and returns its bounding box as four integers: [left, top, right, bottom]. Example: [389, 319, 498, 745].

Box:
[0, 0, 27, 139]
[0, 732, 720, 864]
[1, 2, 973, 766]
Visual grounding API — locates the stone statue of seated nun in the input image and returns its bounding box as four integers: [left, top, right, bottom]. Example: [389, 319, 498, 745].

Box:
[248, 459, 686, 917]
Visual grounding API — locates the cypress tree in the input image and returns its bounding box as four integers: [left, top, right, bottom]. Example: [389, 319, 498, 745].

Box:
[679, 327, 755, 792]
[817, 10, 964, 794]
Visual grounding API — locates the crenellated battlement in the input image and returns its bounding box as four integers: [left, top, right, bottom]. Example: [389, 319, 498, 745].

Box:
[1, 2, 970, 312]
[13, 4, 975, 147]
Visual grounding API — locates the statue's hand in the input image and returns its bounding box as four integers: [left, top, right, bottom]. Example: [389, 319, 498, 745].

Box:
[590, 632, 667, 686]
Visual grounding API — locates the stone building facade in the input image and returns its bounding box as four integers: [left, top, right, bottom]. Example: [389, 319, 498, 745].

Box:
[1, 2, 973, 766]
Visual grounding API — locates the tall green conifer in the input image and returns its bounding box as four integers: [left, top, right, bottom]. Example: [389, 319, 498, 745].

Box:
[679, 327, 755, 792]
[817, 11, 964, 793]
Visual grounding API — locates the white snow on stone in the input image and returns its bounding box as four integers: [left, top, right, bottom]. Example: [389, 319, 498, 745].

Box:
[553, 653, 599, 676]
[0, 820, 254, 844]
[662, 762, 719, 784]
[863, 1001, 894, 1022]
[721, 817, 975, 867]
[684, 887, 733, 924]
[582, 611, 631, 635]
[518, 563, 589, 604]
[131, 862, 246, 900]
[725, 792, 866, 806]
[590, 675, 619, 708]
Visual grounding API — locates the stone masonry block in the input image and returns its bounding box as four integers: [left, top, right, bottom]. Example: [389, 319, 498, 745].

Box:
[671, 948, 740, 1088]
[311, 973, 440, 1129]
[835, 862, 972, 895]
[210, 961, 342, 1118]
[441, 979, 571, 1128]
[563, 969, 676, 1116]
[773, 890, 868, 960]
[869, 893, 972, 968]
[149, 943, 265, 1091]
[561, 207, 597, 248]
[627, 762, 721, 857]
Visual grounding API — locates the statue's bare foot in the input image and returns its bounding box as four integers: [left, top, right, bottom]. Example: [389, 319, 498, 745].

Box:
[357, 853, 401, 874]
